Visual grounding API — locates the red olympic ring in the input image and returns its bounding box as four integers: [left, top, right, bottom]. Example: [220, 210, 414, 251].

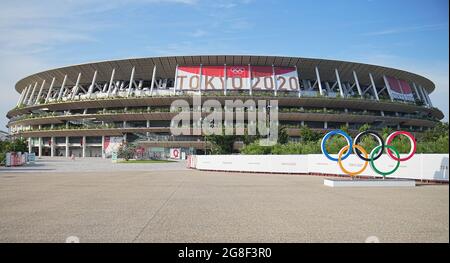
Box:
[385, 131, 416, 161]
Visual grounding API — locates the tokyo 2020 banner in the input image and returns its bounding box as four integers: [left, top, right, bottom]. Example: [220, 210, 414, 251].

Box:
[175, 65, 299, 91]
[385, 76, 415, 102]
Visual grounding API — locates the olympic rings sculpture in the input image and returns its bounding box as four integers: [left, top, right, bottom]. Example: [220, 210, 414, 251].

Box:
[321, 130, 416, 177]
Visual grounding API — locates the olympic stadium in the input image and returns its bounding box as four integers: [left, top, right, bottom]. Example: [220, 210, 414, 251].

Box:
[5, 55, 444, 158]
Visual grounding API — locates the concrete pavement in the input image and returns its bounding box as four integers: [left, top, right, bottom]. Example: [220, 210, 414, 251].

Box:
[0, 158, 448, 242]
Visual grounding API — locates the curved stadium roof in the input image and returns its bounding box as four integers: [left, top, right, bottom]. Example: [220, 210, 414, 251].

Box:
[14, 55, 436, 94]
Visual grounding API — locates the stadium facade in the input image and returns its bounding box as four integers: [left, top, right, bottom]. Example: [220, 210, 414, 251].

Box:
[6, 55, 444, 158]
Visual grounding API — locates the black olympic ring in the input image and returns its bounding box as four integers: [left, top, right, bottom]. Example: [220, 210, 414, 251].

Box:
[353, 130, 385, 162]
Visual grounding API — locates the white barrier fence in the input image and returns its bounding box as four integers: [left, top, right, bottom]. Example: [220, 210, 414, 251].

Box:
[187, 154, 449, 182]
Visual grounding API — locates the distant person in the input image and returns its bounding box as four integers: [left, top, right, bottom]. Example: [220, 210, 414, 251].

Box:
[71, 154, 75, 161]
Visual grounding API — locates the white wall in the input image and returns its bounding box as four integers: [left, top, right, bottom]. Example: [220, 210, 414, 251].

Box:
[189, 154, 449, 182]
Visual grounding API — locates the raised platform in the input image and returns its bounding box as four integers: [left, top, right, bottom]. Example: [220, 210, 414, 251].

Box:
[324, 178, 416, 187]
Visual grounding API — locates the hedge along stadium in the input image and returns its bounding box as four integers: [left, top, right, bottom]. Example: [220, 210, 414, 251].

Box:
[6, 55, 444, 159]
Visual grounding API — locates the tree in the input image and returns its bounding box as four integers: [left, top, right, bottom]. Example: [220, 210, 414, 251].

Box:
[242, 125, 260, 145]
[415, 121, 448, 153]
[117, 143, 137, 161]
[278, 126, 289, 144]
[421, 122, 448, 142]
[358, 123, 371, 132]
[4, 139, 28, 152]
[0, 138, 28, 166]
[299, 125, 322, 142]
[339, 124, 349, 134]
[206, 134, 238, 154]
[381, 127, 393, 140]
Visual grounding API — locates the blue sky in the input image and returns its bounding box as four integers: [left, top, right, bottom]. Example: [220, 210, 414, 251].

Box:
[0, 0, 448, 128]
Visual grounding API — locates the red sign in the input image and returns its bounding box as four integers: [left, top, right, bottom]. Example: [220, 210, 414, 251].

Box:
[170, 148, 181, 159]
[175, 65, 299, 91]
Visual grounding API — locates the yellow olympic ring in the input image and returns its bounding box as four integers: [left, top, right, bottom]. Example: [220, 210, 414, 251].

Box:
[337, 145, 369, 177]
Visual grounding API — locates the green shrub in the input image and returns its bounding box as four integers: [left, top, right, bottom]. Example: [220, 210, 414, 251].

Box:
[241, 140, 321, 155]
[417, 135, 449, 153]
[240, 141, 273, 154]
[0, 152, 5, 166]
[117, 143, 136, 161]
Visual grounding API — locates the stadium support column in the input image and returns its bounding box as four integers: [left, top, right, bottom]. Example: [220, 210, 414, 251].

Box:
[173, 64, 179, 95]
[382, 75, 395, 102]
[335, 69, 345, 98]
[248, 64, 252, 96]
[38, 137, 42, 157]
[150, 66, 156, 96]
[27, 82, 38, 105]
[352, 71, 363, 98]
[35, 79, 46, 104]
[417, 85, 429, 107]
[87, 70, 97, 98]
[423, 88, 433, 107]
[314, 66, 324, 96]
[65, 137, 69, 158]
[16, 88, 27, 107]
[420, 86, 433, 107]
[50, 137, 55, 157]
[45, 77, 56, 103]
[425, 87, 433, 107]
[22, 84, 32, 105]
[127, 67, 136, 97]
[368, 73, 380, 101]
[198, 64, 203, 95]
[412, 82, 423, 102]
[146, 119, 150, 140]
[57, 75, 68, 101]
[71, 72, 82, 100]
[272, 65, 278, 96]
[101, 136, 105, 159]
[28, 137, 32, 154]
[223, 64, 227, 96]
[296, 65, 301, 98]
[106, 68, 116, 98]
[82, 136, 86, 158]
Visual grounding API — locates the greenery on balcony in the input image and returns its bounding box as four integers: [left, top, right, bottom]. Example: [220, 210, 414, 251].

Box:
[10, 104, 438, 127]
[11, 91, 432, 113]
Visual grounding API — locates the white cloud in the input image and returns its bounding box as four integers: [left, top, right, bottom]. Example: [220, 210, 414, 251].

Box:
[145, 39, 254, 56]
[0, 54, 50, 130]
[363, 23, 447, 36]
[0, 0, 200, 129]
[217, 2, 237, 9]
[190, 29, 207, 37]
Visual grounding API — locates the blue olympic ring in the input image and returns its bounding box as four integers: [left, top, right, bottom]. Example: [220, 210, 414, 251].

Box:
[321, 130, 353, 162]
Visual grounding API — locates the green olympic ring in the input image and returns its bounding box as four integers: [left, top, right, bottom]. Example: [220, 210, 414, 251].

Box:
[369, 145, 401, 177]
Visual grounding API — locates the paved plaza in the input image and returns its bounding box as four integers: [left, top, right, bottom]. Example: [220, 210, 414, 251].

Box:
[0, 157, 448, 242]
